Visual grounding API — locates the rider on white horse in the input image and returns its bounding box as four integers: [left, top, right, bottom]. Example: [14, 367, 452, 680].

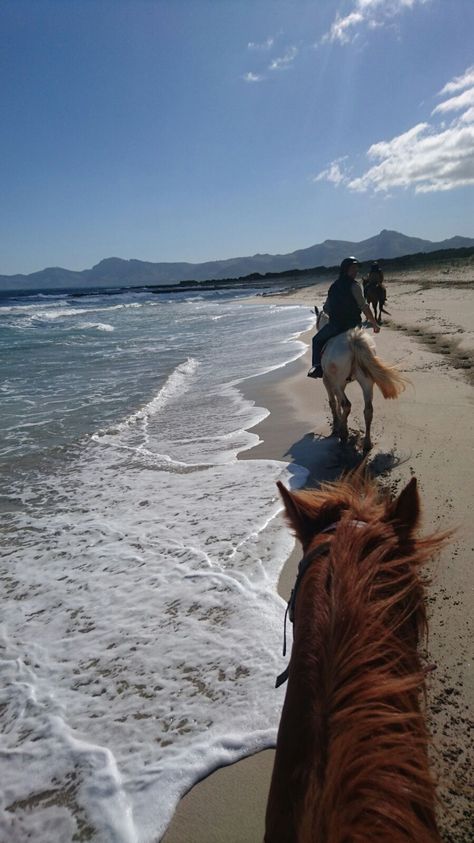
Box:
[308, 257, 380, 379]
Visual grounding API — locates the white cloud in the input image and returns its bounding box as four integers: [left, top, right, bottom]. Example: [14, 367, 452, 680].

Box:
[316, 65, 474, 194]
[269, 46, 298, 71]
[323, 0, 428, 45]
[248, 37, 274, 51]
[314, 159, 349, 186]
[432, 86, 474, 116]
[324, 11, 364, 44]
[242, 72, 264, 83]
[243, 36, 297, 83]
[439, 65, 474, 96]
[347, 123, 474, 193]
[460, 107, 474, 125]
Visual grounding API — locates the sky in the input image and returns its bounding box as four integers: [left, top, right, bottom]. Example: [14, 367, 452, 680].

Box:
[1, 0, 474, 275]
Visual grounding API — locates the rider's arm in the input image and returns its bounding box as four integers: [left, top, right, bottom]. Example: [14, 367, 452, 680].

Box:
[352, 282, 380, 331]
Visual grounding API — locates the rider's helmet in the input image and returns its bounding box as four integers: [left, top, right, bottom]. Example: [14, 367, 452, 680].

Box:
[371, 261, 380, 271]
[340, 256, 359, 273]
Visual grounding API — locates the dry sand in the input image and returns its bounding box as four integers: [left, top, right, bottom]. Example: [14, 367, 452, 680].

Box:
[163, 266, 474, 842]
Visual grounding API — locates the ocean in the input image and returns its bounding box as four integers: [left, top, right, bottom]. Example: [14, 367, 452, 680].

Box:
[0, 287, 314, 842]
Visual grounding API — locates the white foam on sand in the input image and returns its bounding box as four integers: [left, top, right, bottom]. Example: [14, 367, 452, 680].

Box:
[1, 439, 307, 842]
[0, 296, 315, 841]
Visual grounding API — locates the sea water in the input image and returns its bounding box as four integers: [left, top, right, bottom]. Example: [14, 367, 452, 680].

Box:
[0, 288, 314, 842]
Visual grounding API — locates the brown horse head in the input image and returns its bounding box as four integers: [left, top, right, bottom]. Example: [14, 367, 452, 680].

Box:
[266, 472, 448, 843]
[277, 472, 419, 551]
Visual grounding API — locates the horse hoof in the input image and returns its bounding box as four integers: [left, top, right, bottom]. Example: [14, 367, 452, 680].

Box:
[363, 441, 373, 453]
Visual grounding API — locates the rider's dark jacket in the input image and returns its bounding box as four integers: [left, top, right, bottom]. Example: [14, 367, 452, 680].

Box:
[326, 273, 363, 331]
[366, 268, 384, 288]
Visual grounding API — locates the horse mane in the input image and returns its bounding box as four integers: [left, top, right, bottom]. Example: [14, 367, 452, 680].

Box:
[270, 472, 448, 843]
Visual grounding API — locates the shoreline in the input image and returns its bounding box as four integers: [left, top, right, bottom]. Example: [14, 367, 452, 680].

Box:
[236, 327, 351, 601]
[162, 323, 325, 843]
[163, 276, 474, 842]
[238, 328, 317, 600]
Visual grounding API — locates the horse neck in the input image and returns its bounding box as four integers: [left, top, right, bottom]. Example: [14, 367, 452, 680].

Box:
[285, 526, 440, 843]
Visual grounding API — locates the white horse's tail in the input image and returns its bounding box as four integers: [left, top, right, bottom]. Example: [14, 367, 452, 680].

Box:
[349, 330, 407, 399]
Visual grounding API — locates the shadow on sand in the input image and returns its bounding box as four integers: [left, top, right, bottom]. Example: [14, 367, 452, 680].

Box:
[284, 430, 407, 490]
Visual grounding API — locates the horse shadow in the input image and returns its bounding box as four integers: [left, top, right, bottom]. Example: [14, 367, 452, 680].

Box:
[284, 430, 405, 490]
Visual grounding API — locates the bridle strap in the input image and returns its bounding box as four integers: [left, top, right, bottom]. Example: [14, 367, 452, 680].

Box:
[275, 663, 290, 689]
[275, 520, 366, 689]
[275, 542, 330, 689]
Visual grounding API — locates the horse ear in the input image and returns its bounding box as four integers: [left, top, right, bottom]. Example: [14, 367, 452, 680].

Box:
[387, 477, 420, 538]
[276, 481, 313, 545]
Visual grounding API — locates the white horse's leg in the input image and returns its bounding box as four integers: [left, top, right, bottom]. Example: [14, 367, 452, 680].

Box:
[333, 384, 351, 443]
[358, 373, 374, 451]
[323, 375, 339, 435]
[322, 340, 352, 442]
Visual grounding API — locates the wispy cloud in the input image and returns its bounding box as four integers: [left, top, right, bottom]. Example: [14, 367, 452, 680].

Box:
[315, 66, 474, 194]
[242, 71, 264, 83]
[313, 158, 349, 186]
[323, 0, 429, 45]
[269, 46, 298, 71]
[432, 66, 474, 117]
[438, 65, 474, 96]
[248, 37, 274, 51]
[242, 40, 298, 83]
[324, 10, 364, 44]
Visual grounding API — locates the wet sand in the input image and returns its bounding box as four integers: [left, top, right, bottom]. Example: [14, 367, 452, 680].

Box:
[163, 267, 474, 842]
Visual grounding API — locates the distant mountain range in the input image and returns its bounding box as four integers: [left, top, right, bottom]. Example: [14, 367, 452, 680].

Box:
[2, 229, 474, 291]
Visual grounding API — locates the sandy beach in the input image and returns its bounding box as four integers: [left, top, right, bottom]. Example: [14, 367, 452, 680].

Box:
[163, 265, 474, 843]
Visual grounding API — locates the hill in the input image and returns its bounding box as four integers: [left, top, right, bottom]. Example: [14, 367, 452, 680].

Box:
[1, 230, 474, 291]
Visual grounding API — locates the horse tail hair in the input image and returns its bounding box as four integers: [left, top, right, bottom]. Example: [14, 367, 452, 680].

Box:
[350, 330, 407, 399]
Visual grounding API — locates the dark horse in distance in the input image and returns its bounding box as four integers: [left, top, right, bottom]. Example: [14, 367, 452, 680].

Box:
[363, 276, 388, 324]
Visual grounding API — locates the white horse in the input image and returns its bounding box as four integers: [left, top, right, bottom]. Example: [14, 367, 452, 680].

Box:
[314, 307, 406, 452]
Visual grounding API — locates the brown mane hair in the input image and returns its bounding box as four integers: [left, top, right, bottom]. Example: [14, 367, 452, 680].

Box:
[265, 471, 448, 843]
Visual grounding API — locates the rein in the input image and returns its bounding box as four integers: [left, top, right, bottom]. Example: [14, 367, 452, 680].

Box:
[275, 520, 365, 688]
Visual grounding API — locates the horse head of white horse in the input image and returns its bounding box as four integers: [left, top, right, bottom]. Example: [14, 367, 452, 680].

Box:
[314, 305, 330, 332]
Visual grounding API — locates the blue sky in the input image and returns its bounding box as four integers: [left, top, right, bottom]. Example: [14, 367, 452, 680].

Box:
[1, 0, 473, 275]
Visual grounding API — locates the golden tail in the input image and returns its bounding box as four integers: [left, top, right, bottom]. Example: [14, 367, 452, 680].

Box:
[349, 330, 407, 399]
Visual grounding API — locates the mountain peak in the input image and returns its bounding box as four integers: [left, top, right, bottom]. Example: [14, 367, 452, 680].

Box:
[378, 228, 402, 237]
[91, 257, 128, 270]
[2, 230, 473, 291]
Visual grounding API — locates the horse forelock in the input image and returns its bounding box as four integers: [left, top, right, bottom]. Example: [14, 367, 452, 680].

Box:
[289, 472, 385, 539]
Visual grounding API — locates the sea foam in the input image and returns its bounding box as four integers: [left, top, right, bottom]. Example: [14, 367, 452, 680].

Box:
[0, 289, 315, 841]
[1, 439, 307, 842]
